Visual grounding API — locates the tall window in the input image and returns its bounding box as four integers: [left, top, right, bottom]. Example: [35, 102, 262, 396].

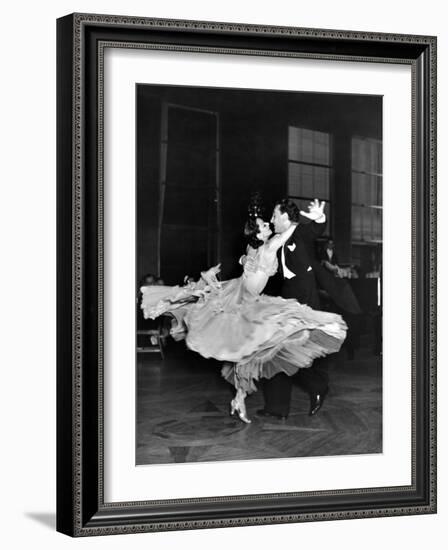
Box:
[351, 136, 382, 274]
[351, 137, 382, 243]
[287, 126, 331, 233]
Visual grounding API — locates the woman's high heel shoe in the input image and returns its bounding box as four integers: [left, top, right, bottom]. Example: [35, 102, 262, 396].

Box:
[230, 398, 251, 424]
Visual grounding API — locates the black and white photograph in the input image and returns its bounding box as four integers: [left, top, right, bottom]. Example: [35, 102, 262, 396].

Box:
[135, 84, 383, 465]
[1, 0, 444, 544]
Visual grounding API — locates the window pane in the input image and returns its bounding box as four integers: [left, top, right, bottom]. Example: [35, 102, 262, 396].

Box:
[313, 130, 330, 165]
[358, 173, 369, 205]
[362, 207, 372, 241]
[369, 175, 377, 205]
[301, 129, 313, 164]
[288, 126, 301, 162]
[377, 176, 383, 205]
[288, 164, 330, 199]
[377, 141, 383, 174]
[352, 172, 361, 203]
[352, 206, 364, 241]
[352, 137, 382, 175]
[351, 137, 383, 242]
[352, 172, 383, 208]
[370, 139, 382, 174]
[288, 126, 332, 238]
[288, 163, 313, 197]
[373, 208, 382, 241]
[313, 166, 330, 199]
[352, 138, 365, 172]
[289, 126, 330, 166]
[352, 206, 362, 241]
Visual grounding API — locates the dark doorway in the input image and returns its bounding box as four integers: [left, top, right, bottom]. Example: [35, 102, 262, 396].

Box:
[158, 103, 220, 284]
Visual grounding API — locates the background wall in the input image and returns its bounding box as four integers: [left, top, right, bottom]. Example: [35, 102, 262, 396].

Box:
[0, 1, 445, 549]
[136, 84, 381, 281]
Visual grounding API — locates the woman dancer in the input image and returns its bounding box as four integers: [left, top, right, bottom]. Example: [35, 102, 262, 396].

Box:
[141, 218, 346, 423]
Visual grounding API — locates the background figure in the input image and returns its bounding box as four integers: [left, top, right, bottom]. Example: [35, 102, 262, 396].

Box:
[137, 273, 159, 346]
[259, 198, 329, 420]
[319, 238, 341, 276]
[138, 273, 171, 347]
[139, 273, 156, 291]
[313, 238, 362, 359]
[318, 238, 357, 279]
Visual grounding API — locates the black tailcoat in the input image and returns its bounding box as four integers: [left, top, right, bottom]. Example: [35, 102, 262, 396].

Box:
[261, 220, 328, 417]
[277, 221, 326, 307]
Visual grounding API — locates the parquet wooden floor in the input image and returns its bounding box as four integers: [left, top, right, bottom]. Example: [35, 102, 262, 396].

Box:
[136, 342, 382, 465]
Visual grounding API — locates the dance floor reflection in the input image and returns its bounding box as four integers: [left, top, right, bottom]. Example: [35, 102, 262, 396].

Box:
[136, 342, 382, 465]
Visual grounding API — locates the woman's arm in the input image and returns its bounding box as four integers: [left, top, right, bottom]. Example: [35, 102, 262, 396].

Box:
[266, 223, 298, 252]
[239, 245, 255, 265]
[240, 246, 258, 273]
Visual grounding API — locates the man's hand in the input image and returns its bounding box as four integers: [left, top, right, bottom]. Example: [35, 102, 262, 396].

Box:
[300, 199, 326, 222]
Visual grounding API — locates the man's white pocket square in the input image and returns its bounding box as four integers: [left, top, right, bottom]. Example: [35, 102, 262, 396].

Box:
[287, 243, 296, 251]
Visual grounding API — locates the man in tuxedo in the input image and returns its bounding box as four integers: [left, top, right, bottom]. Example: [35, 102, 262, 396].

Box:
[257, 198, 328, 420]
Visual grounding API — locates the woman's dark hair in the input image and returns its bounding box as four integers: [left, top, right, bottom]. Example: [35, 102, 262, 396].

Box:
[244, 218, 264, 249]
[247, 191, 265, 220]
[275, 199, 301, 223]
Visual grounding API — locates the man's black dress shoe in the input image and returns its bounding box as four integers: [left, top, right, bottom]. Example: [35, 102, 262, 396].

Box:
[309, 388, 328, 416]
[256, 409, 288, 421]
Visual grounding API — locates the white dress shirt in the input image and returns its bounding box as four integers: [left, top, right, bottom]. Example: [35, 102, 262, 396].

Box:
[281, 244, 296, 279]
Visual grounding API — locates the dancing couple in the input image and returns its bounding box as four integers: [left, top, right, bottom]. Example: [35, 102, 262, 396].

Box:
[141, 198, 347, 423]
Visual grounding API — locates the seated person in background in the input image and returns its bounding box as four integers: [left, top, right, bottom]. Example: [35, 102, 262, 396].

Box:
[139, 273, 156, 290]
[319, 238, 345, 278]
[138, 273, 164, 346]
[319, 238, 359, 279]
[137, 273, 156, 305]
[183, 275, 196, 286]
[153, 277, 173, 340]
[313, 239, 362, 359]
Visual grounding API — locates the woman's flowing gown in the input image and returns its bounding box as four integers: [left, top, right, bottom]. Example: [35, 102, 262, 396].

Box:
[141, 247, 347, 393]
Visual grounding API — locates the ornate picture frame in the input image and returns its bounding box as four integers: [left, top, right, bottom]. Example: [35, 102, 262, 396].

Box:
[56, 13, 436, 536]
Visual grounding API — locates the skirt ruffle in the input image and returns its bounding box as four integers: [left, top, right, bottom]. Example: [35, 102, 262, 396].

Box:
[141, 276, 347, 394]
